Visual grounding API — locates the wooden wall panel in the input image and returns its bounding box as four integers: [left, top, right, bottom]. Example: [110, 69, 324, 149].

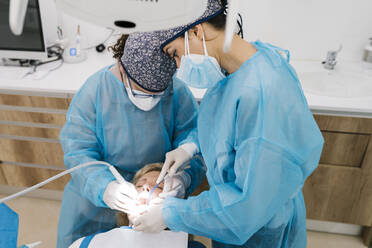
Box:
[0, 166, 7, 185]
[0, 139, 64, 167]
[0, 164, 69, 190]
[0, 94, 72, 109]
[319, 132, 370, 167]
[0, 110, 66, 125]
[0, 125, 60, 139]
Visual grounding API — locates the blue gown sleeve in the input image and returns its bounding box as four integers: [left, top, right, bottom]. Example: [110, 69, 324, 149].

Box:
[171, 82, 199, 149]
[60, 75, 115, 208]
[163, 88, 324, 245]
[171, 82, 204, 196]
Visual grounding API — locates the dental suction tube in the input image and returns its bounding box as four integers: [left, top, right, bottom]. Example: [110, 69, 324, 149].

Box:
[0, 161, 125, 204]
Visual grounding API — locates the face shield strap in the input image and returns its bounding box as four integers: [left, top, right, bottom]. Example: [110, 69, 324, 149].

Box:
[184, 31, 190, 56]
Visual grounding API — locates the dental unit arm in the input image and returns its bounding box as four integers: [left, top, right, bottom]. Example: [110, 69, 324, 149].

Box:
[0, 161, 127, 204]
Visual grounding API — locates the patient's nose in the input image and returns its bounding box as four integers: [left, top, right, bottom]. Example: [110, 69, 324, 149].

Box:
[142, 184, 150, 192]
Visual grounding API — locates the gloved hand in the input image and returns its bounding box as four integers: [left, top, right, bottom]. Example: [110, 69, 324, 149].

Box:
[157, 146, 194, 184]
[103, 180, 138, 214]
[159, 171, 191, 199]
[132, 204, 167, 233]
[127, 205, 147, 225]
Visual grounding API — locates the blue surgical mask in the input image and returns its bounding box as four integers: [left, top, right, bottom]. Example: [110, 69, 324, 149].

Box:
[173, 31, 225, 89]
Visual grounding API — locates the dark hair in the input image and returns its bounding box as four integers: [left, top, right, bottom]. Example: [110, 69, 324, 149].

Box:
[205, 0, 227, 30]
[206, 11, 227, 30]
[108, 34, 129, 59]
[205, 0, 244, 38]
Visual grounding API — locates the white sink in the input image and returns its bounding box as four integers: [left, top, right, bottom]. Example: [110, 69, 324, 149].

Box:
[292, 61, 372, 98]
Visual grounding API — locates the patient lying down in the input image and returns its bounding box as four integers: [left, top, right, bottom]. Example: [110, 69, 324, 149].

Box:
[117, 163, 165, 227]
[69, 163, 205, 248]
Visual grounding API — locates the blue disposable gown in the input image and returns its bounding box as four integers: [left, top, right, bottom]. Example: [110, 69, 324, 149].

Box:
[0, 204, 18, 248]
[162, 41, 324, 248]
[57, 65, 204, 248]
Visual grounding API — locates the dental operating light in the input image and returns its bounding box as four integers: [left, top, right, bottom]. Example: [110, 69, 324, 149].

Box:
[9, 0, 238, 54]
[56, 0, 208, 33]
[57, 0, 238, 52]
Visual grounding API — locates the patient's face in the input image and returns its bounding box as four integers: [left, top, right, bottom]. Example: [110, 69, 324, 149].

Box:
[135, 171, 164, 204]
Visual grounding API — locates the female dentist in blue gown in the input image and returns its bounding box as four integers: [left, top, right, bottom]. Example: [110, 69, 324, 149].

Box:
[57, 33, 205, 247]
[132, 1, 324, 247]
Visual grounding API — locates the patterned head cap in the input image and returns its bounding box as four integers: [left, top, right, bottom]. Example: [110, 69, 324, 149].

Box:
[121, 0, 225, 93]
[160, 0, 226, 50]
[121, 31, 177, 92]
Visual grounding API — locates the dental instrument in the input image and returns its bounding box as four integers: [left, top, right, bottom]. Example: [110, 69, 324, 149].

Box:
[146, 177, 167, 206]
[147, 163, 191, 205]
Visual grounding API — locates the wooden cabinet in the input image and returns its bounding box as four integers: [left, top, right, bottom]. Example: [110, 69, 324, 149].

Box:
[303, 115, 372, 225]
[0, 93, 71, 191]
[303, 114, 372, 245]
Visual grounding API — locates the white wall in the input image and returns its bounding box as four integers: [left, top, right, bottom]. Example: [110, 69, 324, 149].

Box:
[60, 13, 118, 50]
[240, 0, 372, 61]
[42, 0, 116, 49]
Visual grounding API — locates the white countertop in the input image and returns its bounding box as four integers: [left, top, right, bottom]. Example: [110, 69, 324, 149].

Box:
[0, 49, 115, 97]
[0, 50, 371, 118]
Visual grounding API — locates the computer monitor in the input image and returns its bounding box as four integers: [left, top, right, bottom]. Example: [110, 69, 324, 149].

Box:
[0, 0, 56, 60]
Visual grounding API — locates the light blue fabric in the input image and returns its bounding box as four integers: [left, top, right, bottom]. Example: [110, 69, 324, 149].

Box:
[174, 56, 226, 89]
[0, 204, 18, 248]
[57, 65, 203, 248]
[173, 32, 226, 89]
[79, 234, 95, 248]
[162, 41, 324, 248]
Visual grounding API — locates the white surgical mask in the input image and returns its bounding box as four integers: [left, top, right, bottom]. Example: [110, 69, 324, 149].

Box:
[124, 74, 162, 111]
[173, 31, 226, 89]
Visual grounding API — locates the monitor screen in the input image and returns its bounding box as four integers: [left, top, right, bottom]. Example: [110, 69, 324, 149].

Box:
[0, 0, 45, 52]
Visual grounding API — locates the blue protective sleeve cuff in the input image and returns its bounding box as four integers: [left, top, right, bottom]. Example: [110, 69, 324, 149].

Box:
[162, 197, 185, 231]
[83, 168, 116, 208]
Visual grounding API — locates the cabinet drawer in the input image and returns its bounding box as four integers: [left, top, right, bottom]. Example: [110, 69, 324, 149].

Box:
[314, 115, 372, 133]
[320, 131, 370, 167]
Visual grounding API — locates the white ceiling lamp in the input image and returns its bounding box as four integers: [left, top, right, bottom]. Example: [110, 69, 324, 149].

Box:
[56, 0, 208, 33]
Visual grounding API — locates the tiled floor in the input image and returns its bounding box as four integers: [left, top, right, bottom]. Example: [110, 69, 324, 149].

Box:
[2, 195, 368, 248]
